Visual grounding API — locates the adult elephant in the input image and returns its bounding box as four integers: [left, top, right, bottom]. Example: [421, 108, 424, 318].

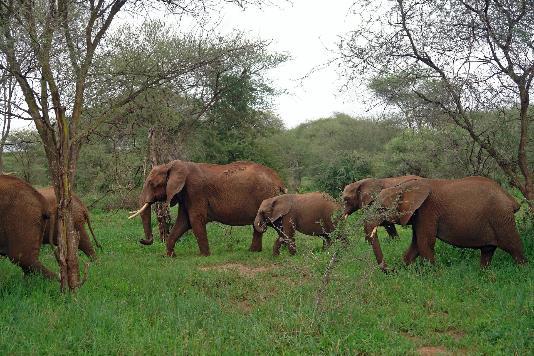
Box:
[342, 175, 420, 268]
[367, 176, 525, 268]
[129, 160, 286, 256]
[0, 175, 57, 279]
[38, 187, 100, 260]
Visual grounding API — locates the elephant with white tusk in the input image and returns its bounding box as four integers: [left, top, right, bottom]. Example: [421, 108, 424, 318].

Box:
[130, 160, 286, 257]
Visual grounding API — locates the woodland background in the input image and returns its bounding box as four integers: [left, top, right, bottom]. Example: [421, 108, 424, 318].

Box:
[0, 2, 532, 353]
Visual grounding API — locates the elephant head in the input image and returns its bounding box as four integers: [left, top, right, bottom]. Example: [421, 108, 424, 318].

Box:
[254, 196, 291, 233]
[373, 181, 431, 226]
[129, 160, 189, 245]
[342, 178, 382, 218]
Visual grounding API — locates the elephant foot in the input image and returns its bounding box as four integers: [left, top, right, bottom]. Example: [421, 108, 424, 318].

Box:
[249, 246, 262, 252]
[199, 251, 211, 257]
[378, 260, 394, 274]
[166, 250, 176, 257]
[140, 239, 154, 245]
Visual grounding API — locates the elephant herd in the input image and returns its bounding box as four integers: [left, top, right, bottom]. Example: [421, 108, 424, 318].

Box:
[0, 159, 527, 281]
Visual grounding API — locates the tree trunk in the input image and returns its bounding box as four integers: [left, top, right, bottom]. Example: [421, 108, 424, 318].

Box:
[148, 127, 171, 241]
[1, 74, 13, 175]
[0, 146, 3, 174]
[52, 105, 81, 292]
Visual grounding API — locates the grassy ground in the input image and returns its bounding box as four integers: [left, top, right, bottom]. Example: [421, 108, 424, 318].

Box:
[0, 209, 532, 355]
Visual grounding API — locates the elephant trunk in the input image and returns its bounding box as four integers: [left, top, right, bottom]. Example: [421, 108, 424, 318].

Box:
[254, 213, 267, 233]
[139, 203, 154, 245]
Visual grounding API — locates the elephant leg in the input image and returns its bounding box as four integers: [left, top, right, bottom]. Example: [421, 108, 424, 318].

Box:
[364, 223, 387, 270]
[282, 219, 296, 255]
[77, 225, 96, 260]
[384, 223, 399, 239]
[272, 236, 283, 256]
[19, 260, 58, 280]
[9, 245, 57, 280]
[414, 220, 437, 264]
[189, 214, 209, 256]
[494, 222, 527, 265]
[249, 229, 263, 252]
[480, 246, 497, 268]
[403, 231, 419, 265]
[166, 207, 191, 257]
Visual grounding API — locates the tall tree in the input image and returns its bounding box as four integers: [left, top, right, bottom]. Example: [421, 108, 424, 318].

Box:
[340, 0, 534, 208]
[0, 0, 277, 291]
[0, 53, 18, 173]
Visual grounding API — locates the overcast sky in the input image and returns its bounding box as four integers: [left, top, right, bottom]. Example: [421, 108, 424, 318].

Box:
[217, 0, 368, 128]
[12, 1, 371, 131]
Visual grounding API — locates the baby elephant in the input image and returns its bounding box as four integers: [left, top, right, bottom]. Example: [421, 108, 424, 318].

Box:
[254, 192, 341, 255]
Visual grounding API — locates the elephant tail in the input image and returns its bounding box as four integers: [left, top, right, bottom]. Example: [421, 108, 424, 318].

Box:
[84, 211, 102, 250]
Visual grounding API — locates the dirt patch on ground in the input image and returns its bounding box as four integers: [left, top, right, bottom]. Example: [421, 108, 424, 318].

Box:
[400, 331, 419, 342]
[417, 346, 449, 355]
[236, 299, 253, 313]
[199, 263, 277, 277]
[444, 329, 465, 341]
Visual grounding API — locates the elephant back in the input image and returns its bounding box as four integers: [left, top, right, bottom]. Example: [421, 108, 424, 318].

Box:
[0, 175, 50, 233]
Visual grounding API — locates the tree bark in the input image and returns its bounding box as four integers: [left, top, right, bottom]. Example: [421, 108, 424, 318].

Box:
[0, 73, 14, 174]
[148, 127, 171, 241]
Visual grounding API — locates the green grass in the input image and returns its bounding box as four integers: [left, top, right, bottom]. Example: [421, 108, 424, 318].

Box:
[0, 209, 532, 354]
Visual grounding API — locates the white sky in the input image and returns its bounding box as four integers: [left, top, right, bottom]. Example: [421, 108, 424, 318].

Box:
[217, 0, 368, 128]
[12, 1, 372, 131]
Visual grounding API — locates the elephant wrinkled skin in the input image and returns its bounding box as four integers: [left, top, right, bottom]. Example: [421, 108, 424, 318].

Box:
[38, 187, 100, 260]
[254, 192, 341, 255]
[131, 160, 286, 256]
[368, 176, 526, 268]
[0, 175, 57, 279]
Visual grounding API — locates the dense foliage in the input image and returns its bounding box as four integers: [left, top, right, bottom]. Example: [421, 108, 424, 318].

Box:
[3, 110, 522, 205]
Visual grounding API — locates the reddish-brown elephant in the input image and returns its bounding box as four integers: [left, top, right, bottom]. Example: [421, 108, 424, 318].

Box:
[38, 187, 100, 260]
[0, 175, 57, 279]
[254, 192, 341, 256]
[367, 176, 526, 269]
[129, 160, 286, 256]
[342, 175, 421, 266]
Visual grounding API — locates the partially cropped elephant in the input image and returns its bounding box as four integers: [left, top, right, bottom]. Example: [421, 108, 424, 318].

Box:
[254, 192, 341, 255]
[38, 187, 100, 260]
[367, 176, 526, 268]
[0, 175, 57, 279]
[129, 160, 286, 256]
[342, 175, 420, 265]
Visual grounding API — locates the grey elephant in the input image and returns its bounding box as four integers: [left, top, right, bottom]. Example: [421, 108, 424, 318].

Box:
[129, 160, 286, 256]
[0, 175, 57, 279]
[38, 187, 100, 260]
[366, 176, 526, 268]
[254, 192, 341, 255]
[342, 175, 421, 266]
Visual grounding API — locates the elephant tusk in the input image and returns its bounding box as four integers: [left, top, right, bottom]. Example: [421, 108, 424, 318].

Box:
[128, 203, 149, 219]
[371, 226, 378, 238]
[343, 213, 349, 220]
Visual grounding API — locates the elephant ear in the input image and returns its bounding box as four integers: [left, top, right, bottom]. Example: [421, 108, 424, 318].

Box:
[166, 162, 188, 207]
[360, 180, 383, 207]
[379, 182, 430, 226]
[397, 182, 431, 225]
[270, 198, 291, 222]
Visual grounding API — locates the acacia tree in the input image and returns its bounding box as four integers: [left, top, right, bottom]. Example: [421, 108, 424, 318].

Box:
[0, 0, 275, 291]
[0, 53, 18, 173]
[340, 0, 533, 208]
